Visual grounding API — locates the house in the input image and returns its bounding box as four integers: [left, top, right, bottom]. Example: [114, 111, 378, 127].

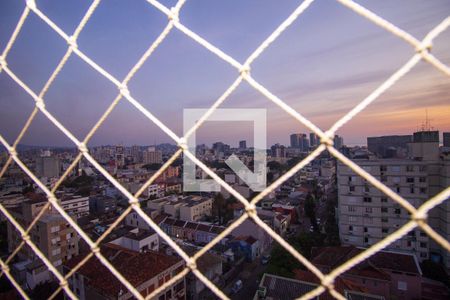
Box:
[229, 236, 260, 262]
[183, 246, 222, 300]
[297, 246, 425, 300]
[64, 244, 186, 300]
[109, 228, 159, 252]
[231, 218, 272, 252]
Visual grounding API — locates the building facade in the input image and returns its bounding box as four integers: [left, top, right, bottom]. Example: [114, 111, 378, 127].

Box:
[337, 131, 450, 267]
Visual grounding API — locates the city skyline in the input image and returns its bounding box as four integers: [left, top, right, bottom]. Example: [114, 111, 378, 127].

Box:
[0, 0, 449, 148]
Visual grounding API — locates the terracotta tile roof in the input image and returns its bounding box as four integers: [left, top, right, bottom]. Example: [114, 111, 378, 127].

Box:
[64, 244, 183, 298]
[209, 226, 225, 234]
[311, 246, 420, 278]
[196, 224, 211, 232]
[260, 273, 318, 300]
[153, 214, 168, 225]
[162, 217, 176, 226]
[184, 222, 198, 230]
[293, 269, 368, 300]
[173, 220, 186, 227]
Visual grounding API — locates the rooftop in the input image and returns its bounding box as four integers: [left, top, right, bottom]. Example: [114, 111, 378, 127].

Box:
[65, 244, 183, 298]
[311, 246, 421, 277]
[257, 273, 318, 300]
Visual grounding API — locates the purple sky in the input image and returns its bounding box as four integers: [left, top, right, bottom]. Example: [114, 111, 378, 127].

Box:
[1, 0, 449, 148]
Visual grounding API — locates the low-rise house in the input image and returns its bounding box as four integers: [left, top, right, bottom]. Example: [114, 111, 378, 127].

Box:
[110, 228, 159, 252]
[184, 246, 223, 300]
[160, 217, 227, 245]
[297, 246, 425, 300]
[231, 219, 272, 252]
[65, 244, 186, 300]
[229, 236, 260, 262]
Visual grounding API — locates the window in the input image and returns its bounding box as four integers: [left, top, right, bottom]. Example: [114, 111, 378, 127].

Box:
[51, 226, 60, 233]
[364, 186, 370, 193]
[381, 175, 387, 182]
[420, 242, 427, 248]
[420, 188, 427, 194]
[410, 185, 415, 194]
[395, 208, 401, 214]
[363, 197, 372, 203]
[398, 281, 407, 291]
[419, 177, 426, 183]
[380, 165, 387, 172]
[348, 225, 353, 231]
[349, 216, 357, 223]
[54, 259, 62, 267]
[393, 177, 401, 184]
[406, 166, 414, 172]
[381, 197, 388, 203]
[382, 228, 388, 233]
[365, 207, 372, 213]
[348, 206, 356, 212]
[406, 177, 414, 183]
[364, 237, 369, 243]
[381, 207, 388, 213]
[381, 217, 388, 223]
[349, 186, 355, 192]
[391, 166, 401, 172]
[396, 186, 400, 193]
[363, 166, 372, 172]
[419, 165, 427, 172]
[364, 227, 368, 233]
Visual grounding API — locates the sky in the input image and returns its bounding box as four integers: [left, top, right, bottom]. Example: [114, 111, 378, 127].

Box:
[0, 0, 449, 148]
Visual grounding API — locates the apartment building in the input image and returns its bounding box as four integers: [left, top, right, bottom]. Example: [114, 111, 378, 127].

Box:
[58, 193, 90, 217]
[148, 195, 213, 222]
[337, 131, 450, 267]
[8, 202, 80, 267]
[143, 146, 163, 164]
[35, 155, 60, 178]
[65, 244, 185, 300]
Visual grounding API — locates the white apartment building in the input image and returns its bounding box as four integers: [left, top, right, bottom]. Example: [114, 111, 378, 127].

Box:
[143, 146, 163, 164]
[148, 195, 213, 222]
[337, 131, 450, 268]
[58, 193, 90, 218]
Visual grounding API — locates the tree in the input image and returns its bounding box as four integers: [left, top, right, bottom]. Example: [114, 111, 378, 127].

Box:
[304, 193, 316, 226]
[420, 260, 450, 287]
[212, 194, 226, 224]
[142, 163, 162, 170]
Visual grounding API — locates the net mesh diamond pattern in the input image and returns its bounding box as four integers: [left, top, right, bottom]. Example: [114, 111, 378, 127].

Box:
[0, 0, 449, 299]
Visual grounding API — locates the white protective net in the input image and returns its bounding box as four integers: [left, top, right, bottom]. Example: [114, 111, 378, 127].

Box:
[0, 0, 449, 299]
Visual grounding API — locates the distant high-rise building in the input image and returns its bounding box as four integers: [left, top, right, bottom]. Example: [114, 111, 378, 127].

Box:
[271, 144, 286, 158]
[212, 142, 230, 156]
[290, 133, 309, 151]
[367, 135, 412, 158]
[239, 140, 247, 149]
[333, 135, 344, 150]
[309, 133, 319, 147]
[290, 134, 301, 148]
[35, 155, 60, 178]
[143, 147, 163, 164]
[444, 132, 450, 147]
[131, 145, 141, 163]
[115, 144, 125, 167]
